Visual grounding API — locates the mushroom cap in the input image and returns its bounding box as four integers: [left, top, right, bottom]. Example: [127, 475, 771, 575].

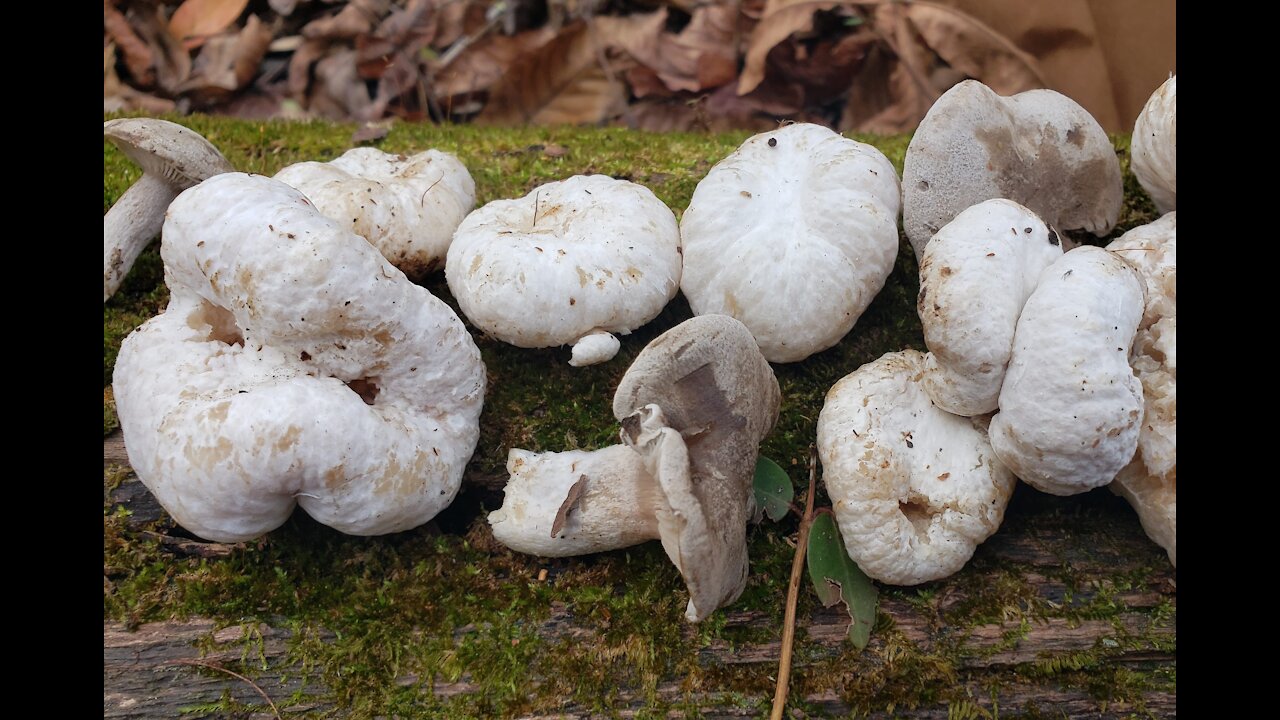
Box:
[1111, 462, 1176, 567]
[488, 445, 657, 557]
[902, 80, 1122, 259]
[1107, 213, 1175, 566]
[1131, 76, 1177, 214]
[990, 246, 1145, 496]
[1107, 212, 1176, 478]
[103, 117, 233, 188]
[273, 147, 476, 279]
[817, 350, 1016, 585]
[918, 199, 1063, 416]
[446, 174, 681, 353]
[679, 123, 901, 363]
[615, 314, 781, 621]
[113, 173, 485, 542]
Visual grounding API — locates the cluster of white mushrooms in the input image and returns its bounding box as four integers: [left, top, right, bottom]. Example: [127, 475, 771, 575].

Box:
[104, 74, 1174, 620]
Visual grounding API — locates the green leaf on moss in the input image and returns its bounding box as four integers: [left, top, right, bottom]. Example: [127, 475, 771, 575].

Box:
[807, 513, 878, 649]
[752, 456, 793, 522]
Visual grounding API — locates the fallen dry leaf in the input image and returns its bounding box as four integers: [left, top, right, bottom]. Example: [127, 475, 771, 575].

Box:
[309, 48, 373, 119]
[129, 1, 192, 94]
[739, 0, 840, 95]
[178, 13, 272, 106]
[168, 0, 250, 50]
[608, 6, 739, 94]
[904, 3, 1044, 94]
[104, 0, 155, 86]
[478, 21, 636, 126]
[434, 26, 557, 99]
[303, 0, 392, 41]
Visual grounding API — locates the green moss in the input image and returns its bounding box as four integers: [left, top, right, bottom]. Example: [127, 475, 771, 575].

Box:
[103, 116, 1170, 717]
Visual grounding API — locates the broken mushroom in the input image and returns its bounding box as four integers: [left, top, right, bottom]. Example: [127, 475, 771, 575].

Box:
[680, 123, 901, 362]
[112, 173, 485, 542]
[1107, 212, 1176, 565]
[989, 246, 1146, 496]
[1130, 75, 1177, 214]
[902, 80, 1122, 259]
[918, 199, 1063, 416]
[274, 147, 476, 279]
[103, 118, 233, 302]
[488, 315, 781, 621]
[446, 174, 682, 366]
[817, 350, 1016, 585]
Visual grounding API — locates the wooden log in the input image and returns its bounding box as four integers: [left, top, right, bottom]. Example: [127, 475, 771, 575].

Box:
[103, 436, 1175, 718]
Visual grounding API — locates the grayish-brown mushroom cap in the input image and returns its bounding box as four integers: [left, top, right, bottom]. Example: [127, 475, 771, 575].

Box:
[615, 314, 781, 621]
[902, 80, 1122, 259]
[103, 118, 233, 301]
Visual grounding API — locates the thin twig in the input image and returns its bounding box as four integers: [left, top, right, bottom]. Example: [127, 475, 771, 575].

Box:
[162, 659, 282, 719]
[771, 446, 819, 720]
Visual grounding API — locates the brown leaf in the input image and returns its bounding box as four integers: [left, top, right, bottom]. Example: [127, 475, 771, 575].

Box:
[287, 38, 330, 98]
[739, 0, 839, 95]
[104, 0, 154, 86]
[309, 49, 373, 119]
[609, 6, 740, 94]
[105, 42, 176, 114]
[903, 3, 1044, 94]
[130, 1, 192, 94]
[302, 0, 392, 41]
[551, 475, 589, 538]
[177, 14, 272, 106]
[839, 3, 936, 133]
[168, 0, 249, 50]
[478, 22, 634, 126]
[357, 0, 437, 78]
[433, 27, 557, 99]
[765, 29, 876, 105]
[435, 0, 490, 50]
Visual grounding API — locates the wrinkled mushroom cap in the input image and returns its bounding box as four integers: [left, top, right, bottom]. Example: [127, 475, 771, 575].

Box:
[447, 174, 681, 364]
[902, 80, 1122, 259]
[990, 246, 1145, 496]
[104, 117, 233, 189]
[817, 350, 1016, 585]
[1107, 213, 1176, 566]
[615, 314, 781, 621]
[1107, 212, 1176, 477]
[274, 147, 476, 279]
[919, 199, 1063, 416]
[1131, 76, 1177, 214]
[113, 173, 485, 542]
[679, 123, 901, 363]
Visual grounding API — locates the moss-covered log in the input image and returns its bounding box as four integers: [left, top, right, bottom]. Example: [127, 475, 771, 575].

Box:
[104, 118, 1173, 718]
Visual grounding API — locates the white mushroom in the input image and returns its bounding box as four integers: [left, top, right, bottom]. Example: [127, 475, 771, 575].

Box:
[902, 80, 1122, 260]
[273, 147, 475, 279]
[112, 173, 485, 542]
[918, 199, 1063, 416]
[104, 118, 233, 302]
[989, 246, 1145, 496]
[817, 350, 1016, 585]
[1130, 76, 1177, 214]
[1107, 212, 1176, 565]
[488, 315, 780, 621]
[447, 174, 682, 366]
[679, 123, 901, 363]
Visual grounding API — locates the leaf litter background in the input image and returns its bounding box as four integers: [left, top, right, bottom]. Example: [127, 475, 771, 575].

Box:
[104, 0, 1176, 135]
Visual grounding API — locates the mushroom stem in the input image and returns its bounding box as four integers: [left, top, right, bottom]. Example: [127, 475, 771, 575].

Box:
[488, 445, 660, 557]
[104, 174, 175, 301]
